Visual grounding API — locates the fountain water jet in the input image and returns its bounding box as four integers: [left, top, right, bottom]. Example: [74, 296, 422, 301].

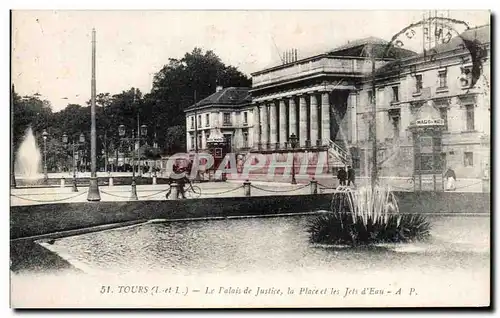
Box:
[15, 127, 42, 180]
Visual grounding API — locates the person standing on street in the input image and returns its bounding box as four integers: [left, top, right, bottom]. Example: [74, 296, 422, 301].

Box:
[337, 167, 347, 186]
[347, 165, 356, 187]
[444, 167, 456, 191]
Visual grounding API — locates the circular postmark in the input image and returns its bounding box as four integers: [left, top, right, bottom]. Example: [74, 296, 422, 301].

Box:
[383, 16, 489, 92]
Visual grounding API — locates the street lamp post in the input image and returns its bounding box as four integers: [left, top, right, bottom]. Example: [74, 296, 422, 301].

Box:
[63, 133, 85, 192]
[119, 123, 147, 200]
[42, 129, 49, 183]
[139, 124, 147, 177]
[289, 133, 298, 185]
[87, 27, 101, 201]
[153, 134, 158, 183]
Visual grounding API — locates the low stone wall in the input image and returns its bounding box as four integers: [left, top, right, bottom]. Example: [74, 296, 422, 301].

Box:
[394, 191, 490, 214]
[10, 194, 332, 239]
[10, 192, 490, 240]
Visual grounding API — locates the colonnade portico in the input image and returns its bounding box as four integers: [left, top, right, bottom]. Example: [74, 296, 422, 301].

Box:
[253, 90, 337, 150]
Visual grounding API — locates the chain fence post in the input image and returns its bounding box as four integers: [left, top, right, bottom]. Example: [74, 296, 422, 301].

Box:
[60, 177, 65, 188]
[169, 182, 179, 200]
[109, 176, 114, 187]
[243, 179, 251, 197]
[310, 178, 318, 194]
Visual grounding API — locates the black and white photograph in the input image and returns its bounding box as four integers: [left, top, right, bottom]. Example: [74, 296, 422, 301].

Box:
[8, 9, 491, 308]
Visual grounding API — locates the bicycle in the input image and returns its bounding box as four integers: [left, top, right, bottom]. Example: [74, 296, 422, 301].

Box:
[185, 183, 202, 199]
[165, 181, 201, 200]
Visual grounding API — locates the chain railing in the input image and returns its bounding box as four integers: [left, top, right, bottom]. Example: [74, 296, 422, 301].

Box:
[199, 185, 245, 195]
[10, 191, 87, 203]
[250, 183, 309, 193]
[317, 177, 484, 192]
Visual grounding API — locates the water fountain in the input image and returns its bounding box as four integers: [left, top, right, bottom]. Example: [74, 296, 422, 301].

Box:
[15, 127, 42, 182]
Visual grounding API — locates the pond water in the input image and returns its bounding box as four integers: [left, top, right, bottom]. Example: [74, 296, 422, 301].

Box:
[45, 215, 490, 276]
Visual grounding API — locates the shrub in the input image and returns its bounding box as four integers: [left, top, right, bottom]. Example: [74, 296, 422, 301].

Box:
[307, 186, 431, 246]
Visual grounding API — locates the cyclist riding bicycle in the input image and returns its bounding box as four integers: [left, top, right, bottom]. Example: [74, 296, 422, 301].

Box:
[166, 161, 194, 199]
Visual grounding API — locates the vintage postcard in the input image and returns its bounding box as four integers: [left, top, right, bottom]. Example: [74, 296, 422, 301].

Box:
[10, 10, 491, 308]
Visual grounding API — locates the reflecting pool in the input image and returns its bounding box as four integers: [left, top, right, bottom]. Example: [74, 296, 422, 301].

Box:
[45, 215, 490, 276]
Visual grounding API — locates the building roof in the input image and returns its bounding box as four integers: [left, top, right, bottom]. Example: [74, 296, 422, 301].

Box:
[255, 36, 418, 74]
[186, 87, 251, 110]
[327, 36, 418, 59]
[434, 24, 490, 53]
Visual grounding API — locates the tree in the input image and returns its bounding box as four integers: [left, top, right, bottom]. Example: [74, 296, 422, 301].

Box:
[147, 48, 251, 150]
[86, 92, 113, 108]
[163, 125, 186, 155]
[12, 92, 53, 152]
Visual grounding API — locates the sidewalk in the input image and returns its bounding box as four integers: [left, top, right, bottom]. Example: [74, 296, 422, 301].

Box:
[229, 174, 485, 193]
[10, 175, 487, 207]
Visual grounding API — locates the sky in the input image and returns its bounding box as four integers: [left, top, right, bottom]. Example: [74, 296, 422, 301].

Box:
[11, 10, 490, 111]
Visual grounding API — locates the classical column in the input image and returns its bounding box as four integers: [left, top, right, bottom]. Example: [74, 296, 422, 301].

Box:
[321, 91, 330, 145]
[253, 105, 260, 149]
[349, 91, 358, 144]
[310, 93, 319, 147]
[269, 101, 278, 148]
[260, 104, 268, 148]
[279, 99, 287, 147]
[299, 95, 308, 147]
[186, 132, 191, 150]
[289, 97, 297, 139]
[201, 130, 207, 149]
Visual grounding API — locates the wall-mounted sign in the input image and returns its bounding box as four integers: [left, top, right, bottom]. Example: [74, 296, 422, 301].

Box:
[415, 118, 444, 126]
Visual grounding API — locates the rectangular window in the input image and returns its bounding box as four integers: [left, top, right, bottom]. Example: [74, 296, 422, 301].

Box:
[466, 105, 474, 131]
[223, 113, 231, 126]
[197, 115, 201, 127]
[439, 107, 448, 131]
[438, 70, 447, 88]
[464, 152, 474, 167]
[392, 86, 399, 102]
[392, 116, 400, 138]
[243, 112, 248, 124]
[223, 134, 232, 150]
[242, 132, 248, 148]
[415, 74, 423, 93]
[190, 136, 194, 149]
[367, 90, 374, 104]
[420, 136, 433, 153]
[198, 135, 202, 149]
[190, 117, 194, 129]
[460, 66, 472, 87]
[205, 114, 210, 127]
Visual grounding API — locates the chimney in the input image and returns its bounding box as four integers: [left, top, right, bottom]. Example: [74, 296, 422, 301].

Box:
[295, 48, 298, 61]
[216, 85, 223, 92]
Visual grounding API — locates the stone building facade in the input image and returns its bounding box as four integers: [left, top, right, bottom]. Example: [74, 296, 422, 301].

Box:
[185, 25, 490, 179]
[185, 86, 254, 154]
[355, 25, 490, 178]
